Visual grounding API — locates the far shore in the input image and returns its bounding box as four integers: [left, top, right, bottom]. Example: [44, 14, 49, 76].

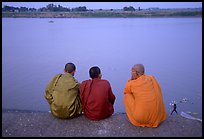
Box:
[2, 9, 202, 18]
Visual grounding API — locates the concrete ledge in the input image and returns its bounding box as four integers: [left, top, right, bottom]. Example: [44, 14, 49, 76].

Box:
[2, 110, 202, 137]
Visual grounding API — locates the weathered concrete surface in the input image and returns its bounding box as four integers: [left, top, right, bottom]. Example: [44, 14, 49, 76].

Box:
[2, 110, 202, 137]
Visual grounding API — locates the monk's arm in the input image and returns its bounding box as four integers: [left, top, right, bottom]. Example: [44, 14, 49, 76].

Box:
[75, 79, 81, 89]
[79, 81, 87, 104]
[151, 76, 163, 96]
[45, 81, 54, 105]
[108, 85, 115, 105]
[45, 74, 61, 104]
[124, 80, 132, 94]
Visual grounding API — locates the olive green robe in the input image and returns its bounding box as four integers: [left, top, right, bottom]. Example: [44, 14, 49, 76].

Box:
[45, 73, 82, 119]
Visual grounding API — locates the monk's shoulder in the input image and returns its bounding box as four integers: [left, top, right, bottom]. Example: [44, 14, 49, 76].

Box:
[148, 75, 154, 78]
[100, 79, 109, 83]
[148, 75, 156, 80]
[49, 73, 62, 84]
[100, 79, 111, 86]
[81, 79, 90, 85]
[53, 73, 62, 79]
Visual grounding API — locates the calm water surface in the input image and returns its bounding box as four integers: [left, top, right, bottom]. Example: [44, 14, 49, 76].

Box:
[2, 18, 202, 119]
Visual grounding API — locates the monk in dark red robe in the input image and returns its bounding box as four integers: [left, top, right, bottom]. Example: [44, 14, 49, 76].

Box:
[80, 66, 115, 120]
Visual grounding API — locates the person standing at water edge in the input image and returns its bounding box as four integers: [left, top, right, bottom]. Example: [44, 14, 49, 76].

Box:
[171, 103, 178, 115]
[45, 63, 82, 119]
[80, 66, 116, 120]
[123, 64, 167, 127]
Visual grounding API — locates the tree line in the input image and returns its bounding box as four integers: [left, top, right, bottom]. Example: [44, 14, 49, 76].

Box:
[2, 4, 140, 12]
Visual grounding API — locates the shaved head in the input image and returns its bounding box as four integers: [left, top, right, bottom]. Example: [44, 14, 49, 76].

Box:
[64, 63, 76, 73]
[132, 64, 145, 75]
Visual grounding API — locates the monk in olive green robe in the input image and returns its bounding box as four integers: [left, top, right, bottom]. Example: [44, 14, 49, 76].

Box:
[45, 63, 82, 119]
[123, 64, 167, 127]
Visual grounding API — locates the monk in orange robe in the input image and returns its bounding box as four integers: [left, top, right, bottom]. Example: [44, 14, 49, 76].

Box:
[123, 64, 167, 127]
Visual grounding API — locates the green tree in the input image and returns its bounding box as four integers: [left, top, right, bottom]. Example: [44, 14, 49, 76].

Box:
[123, 6, 135, 11]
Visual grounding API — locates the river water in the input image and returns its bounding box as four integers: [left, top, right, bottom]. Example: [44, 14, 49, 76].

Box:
[2, 17, 202, 119]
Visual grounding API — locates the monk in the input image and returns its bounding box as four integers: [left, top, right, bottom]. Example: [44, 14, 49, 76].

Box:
[45, 63, 82, 119]
[123, 64, 167, 127]
[80, 66, 115, 120]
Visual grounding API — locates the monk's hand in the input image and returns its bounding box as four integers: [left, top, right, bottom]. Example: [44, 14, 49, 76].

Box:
[131, 76, 135, 80]
[131, 75, 134, 80]
[131, 73, 136, 80]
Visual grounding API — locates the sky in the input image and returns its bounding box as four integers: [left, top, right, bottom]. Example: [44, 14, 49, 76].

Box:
[2, 2, 202, 9]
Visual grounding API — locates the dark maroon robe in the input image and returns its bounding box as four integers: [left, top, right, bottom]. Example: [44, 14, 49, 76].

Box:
[80, 78, 115, 120]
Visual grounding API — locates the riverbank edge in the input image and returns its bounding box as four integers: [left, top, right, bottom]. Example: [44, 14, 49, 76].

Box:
[2, 109, 202, 137]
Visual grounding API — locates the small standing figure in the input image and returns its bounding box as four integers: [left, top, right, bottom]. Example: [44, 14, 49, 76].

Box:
[171, 103, 178, 115]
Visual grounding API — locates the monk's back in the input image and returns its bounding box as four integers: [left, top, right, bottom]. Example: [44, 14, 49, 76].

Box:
[80, 78, 115, 120]
[124, 74, 167, 127]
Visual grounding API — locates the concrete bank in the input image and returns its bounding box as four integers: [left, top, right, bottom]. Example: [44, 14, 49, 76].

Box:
[2, 110, 202, 137]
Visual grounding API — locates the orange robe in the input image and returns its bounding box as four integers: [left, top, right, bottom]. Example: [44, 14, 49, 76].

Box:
[123, 75, 167, 127]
